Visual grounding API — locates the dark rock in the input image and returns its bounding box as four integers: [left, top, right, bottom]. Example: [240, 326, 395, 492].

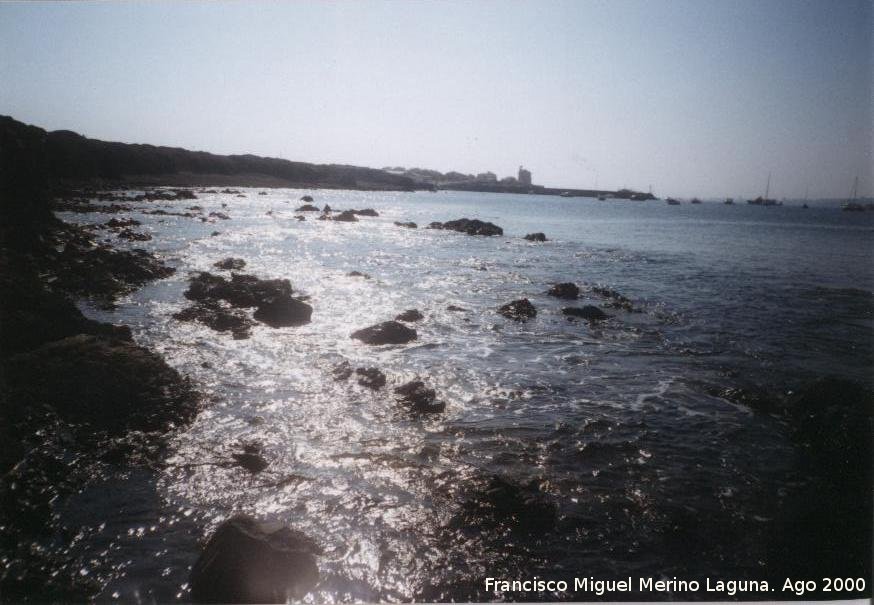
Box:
[355, 367, 386, 390]
[295, 204, 319, 212]
[214, 257, 247, 271]
[394, 221, 417, 229]
[332, 210, 358, 222]
[185, 272, 293, 309]
[259, 191, 268, 195]
[174, 301, 254, 339]
[446, 304, 467, 312]
[562, 305, 609, 321]
[221, 188, 240, 194]
[211, 231, 221, 237]
[294, 215, 306, 221]
[524, 232, 547, 242]
[394, 380, 445, 413]
[428, 218, 503, 236]
[209, 211, 230, 220]
[300, 195, 314, 202]
[232, 452, 269, 474]
[322, 204, 331, 213]
[187, 205, 203, 211]
[316, 214, 329, 221]
[235, 194, 246, 198]
[347, 271, 370, 279]
[395, 309, 424, 322]
[189, 515, 320, 603]
[104, 217, 140, 230]
[547, 282, 579, 299]
[353, 208, 379, 217]
[351, 321, 417, 345]
[253, 296, 313, 328]
[332, 361, 353, 381]
[592, 286, 634, 311]
[498, 298, 536, 321]
[4, 334, 199, 435]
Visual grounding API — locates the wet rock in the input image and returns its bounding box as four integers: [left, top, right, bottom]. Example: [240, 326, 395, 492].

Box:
[214, 257, 247, 271]
[185, 272, 293, 309]
[355, 367, 386, 390]
[189, 515, 321, 603]
[208, 211, 230, 220]
[322, 204, 331, 213]
[353, 208, 379, 217]
[562, 305, 609, 321]
[187, 205, 203, 211]
[446, 304, 467, 312]
[4, 334, 199, 435]
[174, 301, 254, 339]
[332, 361, 353, 381]
[332, 210, 358, 222]
[294, 215, 306, 221]
[498, 298, 537, 321]
[235, 194, 246, 198]
[295, 204, 319, 212]
[394, 380, 445, 413]
[347, 271, 370, 279]
[210, 231, 221, 237]
[232, 452, 269, 474]
[351, 321, 417, 345]
[428, 218, 503, 236]
[524, 232, 547, 242]
[394, 221, 417, 229]
[221, 188, 240, 194]
[253, 296, 313, 328]
[713, 385, 783, 415]
[300, 195, 314, 202]
[395, 309, 424, 322]
[104, 217, 141, 230]
[259, 191, 268, 195]
[316, 214, 329, 221]
[547, 282, 579, 299]
[592, 286, 634, 311]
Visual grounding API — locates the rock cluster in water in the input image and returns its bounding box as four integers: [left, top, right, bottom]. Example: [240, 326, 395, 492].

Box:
[351, 320, 417, 345]
[428, 218, 503, 236]
[498, 298, 537, 321]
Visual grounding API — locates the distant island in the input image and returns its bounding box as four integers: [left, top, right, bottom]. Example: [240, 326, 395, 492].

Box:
[1, 116, 655, 200]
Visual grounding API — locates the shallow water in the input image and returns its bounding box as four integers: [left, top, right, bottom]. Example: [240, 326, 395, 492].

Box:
[59, 190, 873, 601]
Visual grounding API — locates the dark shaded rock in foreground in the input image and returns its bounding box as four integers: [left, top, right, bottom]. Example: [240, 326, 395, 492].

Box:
[253, 296, 313, 327]
[524, 232, 547, 242]
[356, 367, 386, 390]
[296, 204, 319, 212]
[189, 515, 320, 603]
[498, 298, 537, 321]
[395, 309, 424, 322]
[351, 321, 417, 345]
[174, 301, 254, 339]
[429, 218, 503, 236]
[563, 305, 609, 321]
[394, 221, 417, 229]
[394, 380, 445, 413]
[4, 334, 199, 435]
[547, 282, 579, 299]
[214, 257, 246, 271]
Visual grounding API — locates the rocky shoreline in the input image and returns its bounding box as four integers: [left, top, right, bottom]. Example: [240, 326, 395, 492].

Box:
[1, 171, 871, 600]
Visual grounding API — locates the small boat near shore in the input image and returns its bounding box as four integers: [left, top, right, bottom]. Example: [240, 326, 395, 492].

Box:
[724, 198, 734, 205]
[690, 197, 702, 204]
[842, 177, 864, 211]
[747, 173, 781, 206]
[666, 197, 681, 205]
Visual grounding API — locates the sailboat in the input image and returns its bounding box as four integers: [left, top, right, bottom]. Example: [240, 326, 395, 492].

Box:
[842, 176, 864, 211]
[747, 172, 781, 206]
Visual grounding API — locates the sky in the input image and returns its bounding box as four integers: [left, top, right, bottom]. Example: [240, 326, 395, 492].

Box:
[0, 0, 871, 199]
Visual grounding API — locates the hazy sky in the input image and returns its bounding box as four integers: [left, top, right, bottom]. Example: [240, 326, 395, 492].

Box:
[1, 0, 871, 198]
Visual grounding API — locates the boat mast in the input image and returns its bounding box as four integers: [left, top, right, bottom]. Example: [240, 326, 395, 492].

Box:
[851, 176, 858, 200]
[765, 172, 771, 200]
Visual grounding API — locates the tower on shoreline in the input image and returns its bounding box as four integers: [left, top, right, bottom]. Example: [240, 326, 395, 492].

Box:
[518, 165, 532, 186]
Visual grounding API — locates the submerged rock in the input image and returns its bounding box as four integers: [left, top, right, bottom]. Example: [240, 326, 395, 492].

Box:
[189, 515, 321, 603]
[300, 195, 314, 202]
[562, 305, 609, 321]
[394, 221, 417, 229]
[351, 321, 417, 345]
[353, 208, 379, 217]
[446, 304, 467, 312]
[356, 367, 387, 390]
[547, 282, 579, 299]
[347, 271, 370, 279]
[4, 334, 199, 435]
[294, 215, 306, 221]
[524, 232, 547, 242]
[208, 211, 230, 220]
[461, 476, 556, 533]
[395, 309, 424, 322]
[213, 257, 247, 271]
[428, 218, 503, 236]
[295, 204, 319, 212]
[592, 286, 634, 311]
[498, 298, 537, 321]
[394, 380, 445, 413]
